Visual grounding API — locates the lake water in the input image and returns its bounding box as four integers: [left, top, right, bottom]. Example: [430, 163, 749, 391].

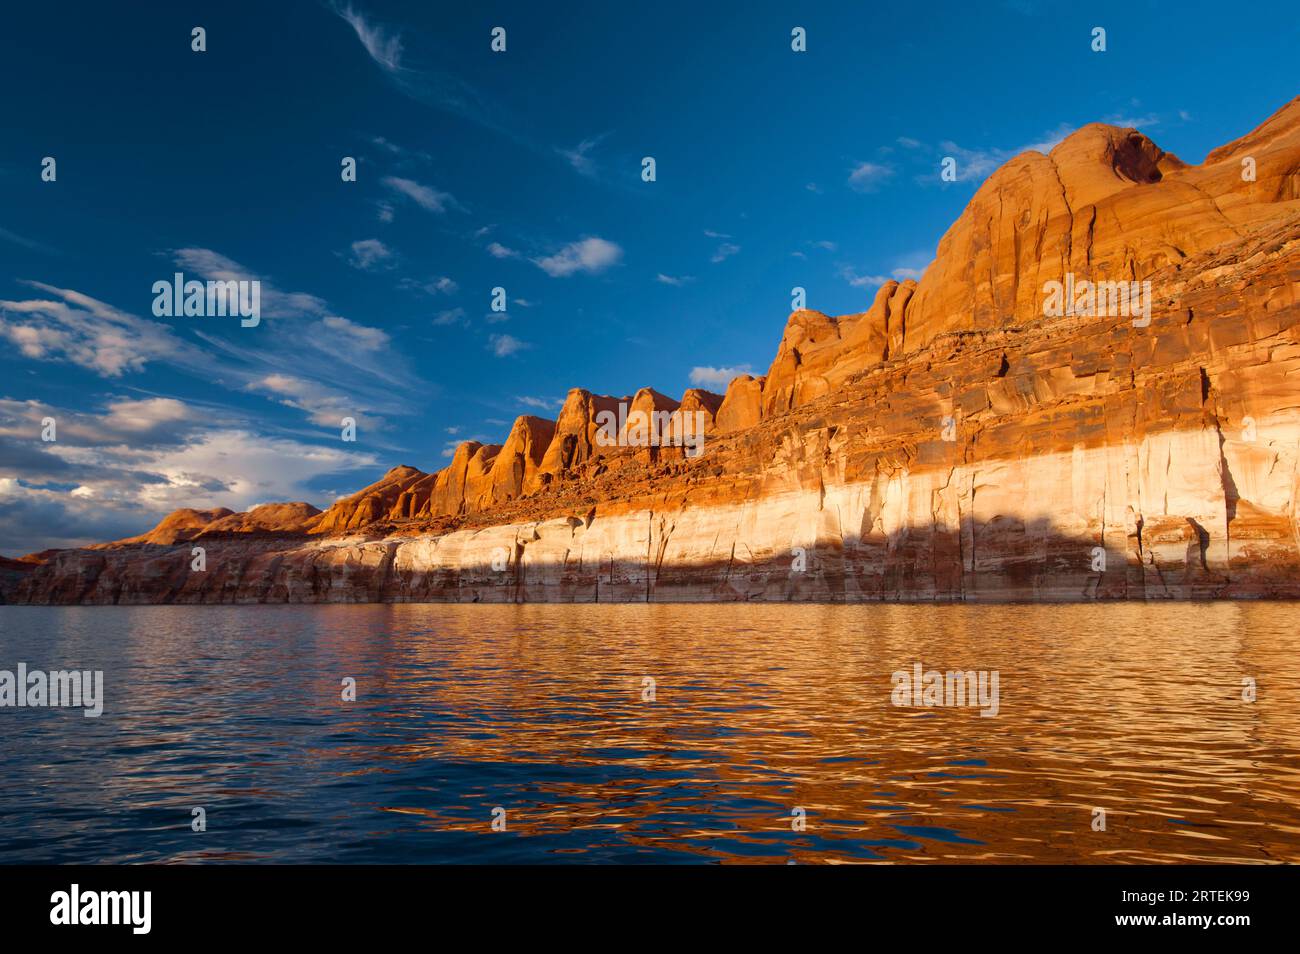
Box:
[2, 603, 1298, 864]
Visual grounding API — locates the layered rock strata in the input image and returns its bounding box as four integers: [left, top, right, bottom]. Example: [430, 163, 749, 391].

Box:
[6, 98, 1300, 603]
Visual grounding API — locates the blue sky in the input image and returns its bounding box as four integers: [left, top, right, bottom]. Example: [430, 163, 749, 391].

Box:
[1, 0, 1296, 553]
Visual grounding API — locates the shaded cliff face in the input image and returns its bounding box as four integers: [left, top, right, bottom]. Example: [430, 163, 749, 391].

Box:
[7, 99, 1300, 604]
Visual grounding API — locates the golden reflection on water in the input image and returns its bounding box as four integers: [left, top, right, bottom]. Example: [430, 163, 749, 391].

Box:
[302, 602, 1300, 863]
[8, 601, 1300, 863]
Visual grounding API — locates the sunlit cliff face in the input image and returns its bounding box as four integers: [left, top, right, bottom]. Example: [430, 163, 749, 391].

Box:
[5, 99, 1300, 603]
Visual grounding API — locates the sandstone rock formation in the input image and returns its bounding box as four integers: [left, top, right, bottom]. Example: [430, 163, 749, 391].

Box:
[312, 465, 424, 534]
[111, 507, 235, 546]
[902, 116, 1297, 352]
[619, 387, 679, 445]
[759, 282, 915, 415]
[670, 388, 724, 451]
[537, 389, 627, 481]
[715, 374, 765, 433]
[6, 97, 1300, 603]
[484, 415, 555, 505]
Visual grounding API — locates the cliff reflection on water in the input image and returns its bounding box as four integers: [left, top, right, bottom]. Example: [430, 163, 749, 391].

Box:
[1, 602, 1298, 863]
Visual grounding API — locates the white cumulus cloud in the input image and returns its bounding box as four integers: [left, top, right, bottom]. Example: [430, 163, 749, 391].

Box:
[533, 237, 623, 278]
[689, 364, 752, 390]
[488, 334, 528, 357]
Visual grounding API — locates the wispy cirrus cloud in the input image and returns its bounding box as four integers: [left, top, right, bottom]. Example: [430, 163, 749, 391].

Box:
[369, 135, 430, 163]
[889, 123, 1077, 186]
[330, 4, 549, 159]
[793, 239, 837, 259]
[864, 118, 1106, 190]
[516, 395, 563, 411]
[1102, 112, 1160, 130]
[557, 135, 609, 177]
[847, 161, 895, 192]
[937, 127, 1074, 181]
[0, 225, 58, 255]
[710, 242, 740, 264]
[331, 5, 637, 187]
[336, 3, 403, 71]
[382, 175, 461, 214]
[245, 372, 382, 430]
[3, 251, 430, 436]
[0, 281, 203, 377]
[320, 315, 390, 351]
[170, 247, 329, 318]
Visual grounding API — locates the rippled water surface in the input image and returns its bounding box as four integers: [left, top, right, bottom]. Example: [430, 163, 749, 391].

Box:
[2, 603, 1299, 864]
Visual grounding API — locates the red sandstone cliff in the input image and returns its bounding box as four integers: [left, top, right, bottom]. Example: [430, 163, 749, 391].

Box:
[6, 98, 1300, 603]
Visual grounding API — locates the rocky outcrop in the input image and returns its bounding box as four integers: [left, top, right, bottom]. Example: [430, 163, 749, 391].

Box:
[201, 502, 322, 536]
[901, 108, 1299, 353]
[715, 374, 765, 433]
[619, 387, 679, 443]
[111, 507, 235, 546]
[761, 279, 917, 415]
[7, 98, 1300, 604]
[671, 388, 723, 450]
[535, 388, 627, 486]
[428, 441, 494, 516]
[485, 415, 556, 504]
[312, 465, 425, 533]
